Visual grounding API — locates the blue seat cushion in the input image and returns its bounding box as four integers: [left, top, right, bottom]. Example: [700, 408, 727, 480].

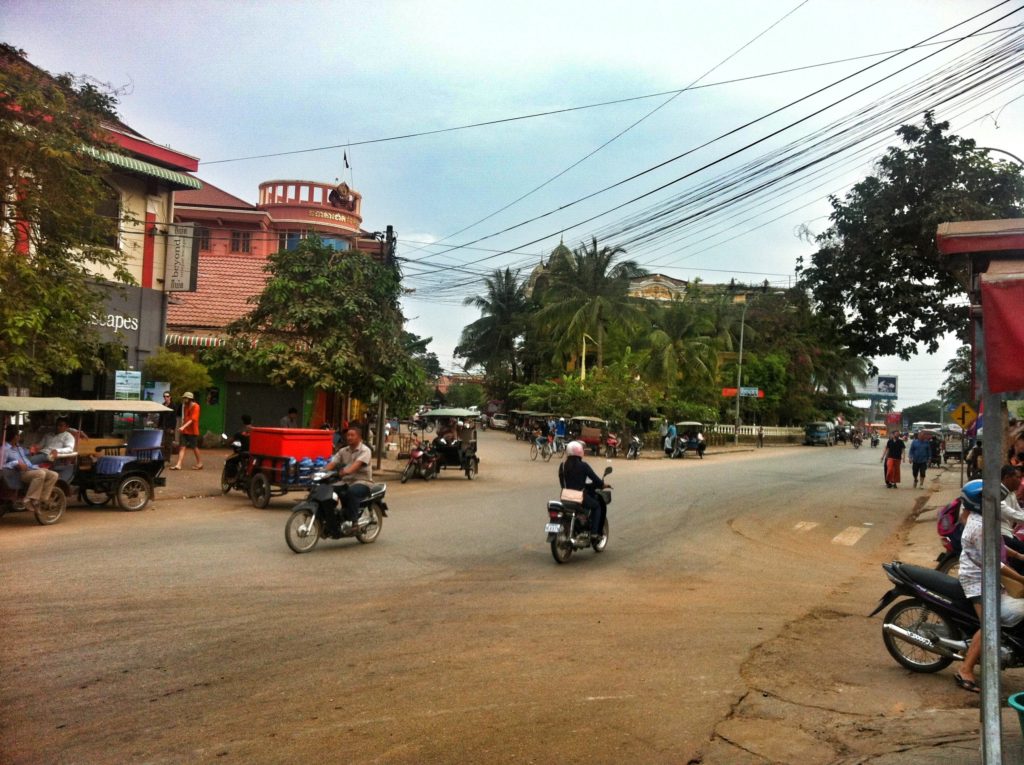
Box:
[96, 456, 136, 475]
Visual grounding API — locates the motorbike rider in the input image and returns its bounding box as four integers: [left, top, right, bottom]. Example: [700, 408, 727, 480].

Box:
[324, 426, 373, 532]
[558, 440, 611, 542]
[954, 476, 1024, 693]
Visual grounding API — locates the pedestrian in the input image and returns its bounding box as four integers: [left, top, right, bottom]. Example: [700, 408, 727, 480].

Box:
[908, 431, 930, 489]
[158, 390, 177, 458]
[881, 430, 905, 488]
[171, 392, 202, 470]
[663, 421, 677, 457]
[279, 407, 300, 428]
[757, 426, 764, 448]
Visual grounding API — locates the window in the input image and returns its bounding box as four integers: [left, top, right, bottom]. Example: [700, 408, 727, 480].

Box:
[230, 230, 251, 253]
[278, 230, 302, 251]
[321, 236, 349, 251]
[197, 227, 210, 251]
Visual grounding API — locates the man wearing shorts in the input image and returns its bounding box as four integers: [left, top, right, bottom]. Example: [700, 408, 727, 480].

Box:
[171, 392, 202, 470]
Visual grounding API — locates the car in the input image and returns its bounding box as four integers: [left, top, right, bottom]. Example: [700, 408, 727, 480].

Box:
[489, 414, 508, 430]
[804, 421, 836, 446]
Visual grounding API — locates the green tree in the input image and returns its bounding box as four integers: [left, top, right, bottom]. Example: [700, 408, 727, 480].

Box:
[456, 267, 530, 400]
[641, 297, 718, 395]
[142, 348, 212, 398]
[404, 331, 442, 379]
[535, 237, 646, 370]
[798, 112, 1024, 359]
[207, 237, 426, 413]
[444, 382, 486, 409]
[0, 45, 133, 387]
[901, 399, 944, 426]
[938, 345, 972, 407]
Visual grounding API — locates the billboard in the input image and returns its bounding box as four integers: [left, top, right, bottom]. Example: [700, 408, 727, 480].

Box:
[854, 375, 898, 399]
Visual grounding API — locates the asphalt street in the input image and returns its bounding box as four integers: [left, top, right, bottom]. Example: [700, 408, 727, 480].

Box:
[0, 432, 926, 764]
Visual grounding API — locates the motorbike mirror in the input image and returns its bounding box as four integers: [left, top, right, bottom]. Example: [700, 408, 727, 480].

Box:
[220, 433, 229, 440]
[603, 466, 613, 477]
[231, 441, 242, 449]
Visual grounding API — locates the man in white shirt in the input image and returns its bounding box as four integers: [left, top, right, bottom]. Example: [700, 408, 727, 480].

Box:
[325, 427, 373, 531]
[30, 417, 76, 463]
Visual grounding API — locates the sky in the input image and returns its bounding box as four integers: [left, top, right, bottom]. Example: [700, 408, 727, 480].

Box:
[4, 0, 1023, 410]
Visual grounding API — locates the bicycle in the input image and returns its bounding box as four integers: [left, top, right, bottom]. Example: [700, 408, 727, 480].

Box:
[530, 439, 554, 462]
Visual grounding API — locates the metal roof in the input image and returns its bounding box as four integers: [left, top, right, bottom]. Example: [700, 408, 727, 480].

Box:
[85, 146, 201, 190]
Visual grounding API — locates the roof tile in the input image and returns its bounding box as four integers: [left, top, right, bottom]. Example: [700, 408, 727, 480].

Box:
[166, 255, 267, 329]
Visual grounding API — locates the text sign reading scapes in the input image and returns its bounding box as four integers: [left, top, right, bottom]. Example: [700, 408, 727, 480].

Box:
[952, 402, 977, 428]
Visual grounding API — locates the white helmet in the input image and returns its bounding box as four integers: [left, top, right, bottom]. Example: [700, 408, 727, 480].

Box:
[566, 440, 585, 458]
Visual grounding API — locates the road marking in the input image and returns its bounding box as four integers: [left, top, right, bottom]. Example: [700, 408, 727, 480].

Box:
[832, 526, 870, 546]
[794, 521, 818, 532]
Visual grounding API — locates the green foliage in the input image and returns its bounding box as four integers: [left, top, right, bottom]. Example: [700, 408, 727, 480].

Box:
[207, 237, 426, 411]
[404, 331, 442, 379]
[456, 267, 528, 398]
[0, 45, 133, 387]
[798, 112, 1024, 359]
[444, 383, 486, 409]
[142, 348, 212, 397]
[901, 399, 944, 426]
[938, 345, 972, 407]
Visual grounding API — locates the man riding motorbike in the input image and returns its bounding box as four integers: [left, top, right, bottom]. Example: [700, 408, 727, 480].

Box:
[557, 440, 611, 543]
[324, 426, 373, 532]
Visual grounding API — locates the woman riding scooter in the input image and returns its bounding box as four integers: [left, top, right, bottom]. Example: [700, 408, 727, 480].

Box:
[558, 440, 611, 542]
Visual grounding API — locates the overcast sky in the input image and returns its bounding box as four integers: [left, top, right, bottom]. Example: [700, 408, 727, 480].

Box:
[5, 0, 1023, 410]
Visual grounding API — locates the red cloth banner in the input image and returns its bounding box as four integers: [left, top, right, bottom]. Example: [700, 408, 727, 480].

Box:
[981, 277, 1024, 394]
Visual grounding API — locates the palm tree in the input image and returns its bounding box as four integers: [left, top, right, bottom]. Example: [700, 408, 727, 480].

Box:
[535, 237, 646, 370]
[642, 297, 718, 391]
[456, 268, 528, 381]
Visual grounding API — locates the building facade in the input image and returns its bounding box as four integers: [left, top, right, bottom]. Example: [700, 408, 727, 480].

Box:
[168, 179, 387, 435]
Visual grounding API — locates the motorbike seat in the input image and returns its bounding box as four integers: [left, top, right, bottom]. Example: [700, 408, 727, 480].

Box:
[895, 561, 967, 602]
[368, 483, 386, 497]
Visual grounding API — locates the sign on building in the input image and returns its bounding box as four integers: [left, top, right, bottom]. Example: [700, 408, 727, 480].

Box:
[114, 370, 142, 400]
[167, 223, 200, 292]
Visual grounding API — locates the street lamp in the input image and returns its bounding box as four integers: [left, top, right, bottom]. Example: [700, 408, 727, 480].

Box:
[580, 333, 597, 382]
[734, 296, 749, 446]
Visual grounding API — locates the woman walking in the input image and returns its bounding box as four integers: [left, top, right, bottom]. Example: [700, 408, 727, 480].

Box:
[881, 431, 906, 488]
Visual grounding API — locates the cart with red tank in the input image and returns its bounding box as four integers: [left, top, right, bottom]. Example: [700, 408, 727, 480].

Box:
[245, 427, 336, 508]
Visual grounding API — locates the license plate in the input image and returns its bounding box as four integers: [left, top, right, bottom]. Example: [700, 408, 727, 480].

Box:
[545, 523, 562, 533]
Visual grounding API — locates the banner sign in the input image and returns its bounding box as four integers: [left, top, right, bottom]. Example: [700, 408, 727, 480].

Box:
[854, 376, 898, 399]
[722, 387, 765, 399]
[167, 223, 199, 292]
[114, 370, 142, 400]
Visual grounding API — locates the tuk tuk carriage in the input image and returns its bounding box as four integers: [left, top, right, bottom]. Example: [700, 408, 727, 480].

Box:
[417, 408, 480, 480]
[69, 399, 172, 511]
[670, 421, 707, 459]
[0, 395, 88, 524]
[568, 416, 607, 456]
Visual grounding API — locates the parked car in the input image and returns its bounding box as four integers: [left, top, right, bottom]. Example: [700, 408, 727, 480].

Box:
[489, 414, 509, 430]
[804, 421, 836, 446]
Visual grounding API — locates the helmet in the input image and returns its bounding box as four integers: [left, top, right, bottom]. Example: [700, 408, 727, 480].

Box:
[559, 417, 565, 422]
[566, 440, 585, 458]
[960, 479, 983, 513]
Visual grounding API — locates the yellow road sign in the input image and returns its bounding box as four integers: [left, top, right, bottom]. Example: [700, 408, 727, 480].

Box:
[952, 402, 977, 428]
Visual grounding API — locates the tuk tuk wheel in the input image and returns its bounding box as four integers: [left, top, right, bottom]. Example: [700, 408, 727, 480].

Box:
[250, 473, 271, 508]
[35, 487, 67, 525]
[116, 475, 152, 512]
[80, 487, 112, 506]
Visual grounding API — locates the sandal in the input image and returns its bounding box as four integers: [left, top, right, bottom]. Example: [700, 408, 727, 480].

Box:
[169, 466, 181, 471]
[192, 465, 204, 470]
[954, 673, 980, 693]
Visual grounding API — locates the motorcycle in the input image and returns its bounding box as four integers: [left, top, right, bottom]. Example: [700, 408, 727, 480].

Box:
[852, 433, 862, 449]
[220, 437, 250, 494]
[870, 560, 1024, 673]
[284, 471, 388, 553]
[400, 439, 439, 483]
[604, 432, 620, 459]
[870, 434, 880, 448]
[544, 466, 612, 564]
[625, 434, 642, 460]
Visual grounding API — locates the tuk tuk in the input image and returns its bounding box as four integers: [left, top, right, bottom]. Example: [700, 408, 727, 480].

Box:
[420, 408, 480, 480]
[68, 399, 172, 511]
[671, 421, 707, 459]
[0, 395, 88, 524]
[568, 416, 607, 455]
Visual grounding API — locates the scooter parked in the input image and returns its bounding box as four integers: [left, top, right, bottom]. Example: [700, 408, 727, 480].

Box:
[400, 439, 439, 483]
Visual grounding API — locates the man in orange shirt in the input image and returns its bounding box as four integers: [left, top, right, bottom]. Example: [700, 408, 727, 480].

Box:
[171, 391, 203, 470]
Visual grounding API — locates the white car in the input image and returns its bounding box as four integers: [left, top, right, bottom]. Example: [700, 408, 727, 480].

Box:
[489, 414, 509, 430]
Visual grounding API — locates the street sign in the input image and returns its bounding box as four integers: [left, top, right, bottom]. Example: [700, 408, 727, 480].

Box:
[740, 386, 761, 398]
[951, 402, 977, 428]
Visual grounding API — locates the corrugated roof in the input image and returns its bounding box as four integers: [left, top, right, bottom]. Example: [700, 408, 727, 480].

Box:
[166, 255, 268, 329]
[175, 179, 257, 210]
[84, 147, 201, 190]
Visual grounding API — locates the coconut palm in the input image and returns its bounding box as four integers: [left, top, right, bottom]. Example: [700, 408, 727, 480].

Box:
[456, 267, 528, 381]
[535, 237, 646, 370]
[643, 297, 719, 391]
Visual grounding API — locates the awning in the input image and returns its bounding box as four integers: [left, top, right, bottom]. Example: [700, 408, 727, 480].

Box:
[164, 332, 225, 348]
[84, 147, 201, 190]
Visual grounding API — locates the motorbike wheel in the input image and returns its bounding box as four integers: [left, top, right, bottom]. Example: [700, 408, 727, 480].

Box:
[80, 488, 111, 506]
[465, 457, 479, 480]
[551, 528, 574, 564]
[285, 506, 321, 553]
[250, 473, 271, 509]
[424, 465, 436, 481]
[400, 463, 414, 484]
[881, 599, 958, 673]
[530, 443, 539, 461]
[355, 503, 384, 544]
[116, 476, 152, 512]
[592, 518, 609, 553]
[220, 465, 233, 494]
[936, 554, 960, 578]
[35, 487, 67, 525]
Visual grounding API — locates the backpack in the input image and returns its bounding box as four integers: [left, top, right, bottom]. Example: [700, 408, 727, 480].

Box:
[937, 497, 962, 537]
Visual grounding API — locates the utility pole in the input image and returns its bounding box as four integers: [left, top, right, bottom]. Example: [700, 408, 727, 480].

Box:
[734, 296, 748, 446]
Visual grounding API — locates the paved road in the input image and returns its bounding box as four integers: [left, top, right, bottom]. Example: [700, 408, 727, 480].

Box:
[0, 433, 911, 763]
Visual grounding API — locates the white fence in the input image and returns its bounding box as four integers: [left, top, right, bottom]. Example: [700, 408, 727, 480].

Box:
[708, 424, 804, 438]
